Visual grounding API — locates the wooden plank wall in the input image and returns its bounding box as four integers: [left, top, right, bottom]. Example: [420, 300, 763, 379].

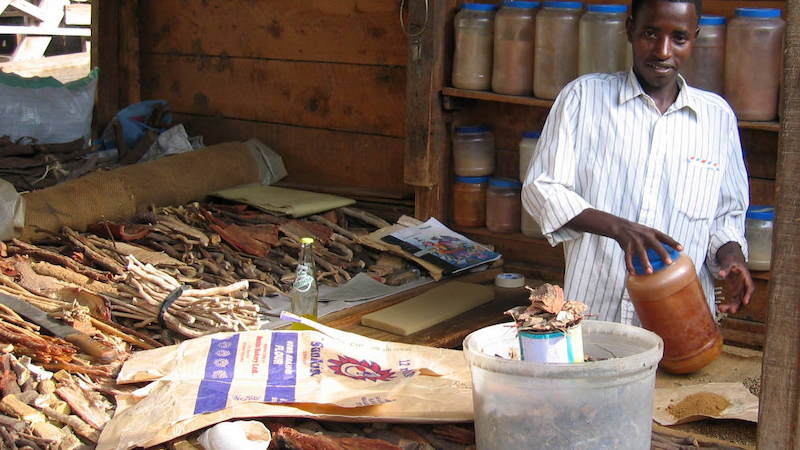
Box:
[135, 0, 413, 201]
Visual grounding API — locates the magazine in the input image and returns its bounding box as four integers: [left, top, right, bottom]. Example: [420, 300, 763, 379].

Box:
[380, 218, 501, 273]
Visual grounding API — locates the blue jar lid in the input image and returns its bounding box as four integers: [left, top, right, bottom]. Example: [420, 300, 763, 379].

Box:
[455, 175, 491, 184]
[586, 4, 627, 13]
[455, 124, 492, 133]
[735, 8, 782, 18]
[700, 15, 726, 25]
[462, 3, 500, 11]
[746, 205, 774, 221]
[631, 243, 680, 275]
[522, 130, 542, 138]
[543, 1, 583, 9]
[489, 177, 522, 188]
[503, 1, 541, 8]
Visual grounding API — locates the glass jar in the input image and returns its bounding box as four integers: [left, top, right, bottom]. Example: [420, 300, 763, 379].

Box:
[578, 4, 628, 76]
[452, 125, 496, 177]
[745, 205, 774, 271]
[486, 177, 522, 233]
[492, 1, 540, 95]
[626, 244, 723, 374]
[452, 3, 499, 90]
[534, 1, 583, 100]
[453, 175, 490, 227]
[518, 130, 540, 182]
[680, 15, 726, 95]
[724, 8, 785, 121]
[521, 209, 543, 237]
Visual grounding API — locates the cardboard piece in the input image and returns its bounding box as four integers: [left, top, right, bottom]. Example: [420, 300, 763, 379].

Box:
[360, 281, 495, 336]
[211, 184, 355, 218]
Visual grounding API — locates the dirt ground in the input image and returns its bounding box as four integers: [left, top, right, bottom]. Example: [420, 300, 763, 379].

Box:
[655, 345, 763, 448]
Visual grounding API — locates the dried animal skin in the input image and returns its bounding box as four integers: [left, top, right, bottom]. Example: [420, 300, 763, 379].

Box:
[268, 426, 402, 450]
[526, 283, 565, 314]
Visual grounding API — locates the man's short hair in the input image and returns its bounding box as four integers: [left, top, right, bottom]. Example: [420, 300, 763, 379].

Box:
[631, 0, 702, 22]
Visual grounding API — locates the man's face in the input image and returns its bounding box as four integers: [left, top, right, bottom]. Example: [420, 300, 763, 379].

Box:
[626, 0, 699, 92]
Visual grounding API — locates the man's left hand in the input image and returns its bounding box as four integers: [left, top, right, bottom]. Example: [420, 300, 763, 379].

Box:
[716, 242, 755, 314]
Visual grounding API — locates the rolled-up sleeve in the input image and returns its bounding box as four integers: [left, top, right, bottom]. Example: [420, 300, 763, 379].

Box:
[521, 87, 592, 246]
[706, 122, 749, 275]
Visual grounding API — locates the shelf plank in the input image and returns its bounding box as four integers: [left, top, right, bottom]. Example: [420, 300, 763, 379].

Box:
[442, 88, 781, 132]
[442, 87, 555, 108]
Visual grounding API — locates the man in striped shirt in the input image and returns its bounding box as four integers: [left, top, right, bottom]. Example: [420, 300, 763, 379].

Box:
[521, 0, 754, 324]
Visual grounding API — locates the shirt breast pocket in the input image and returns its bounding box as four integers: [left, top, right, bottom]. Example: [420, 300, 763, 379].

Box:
[674, 158, 724, 220]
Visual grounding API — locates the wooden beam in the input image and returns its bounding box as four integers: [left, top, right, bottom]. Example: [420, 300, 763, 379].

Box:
[118, 0, 140, 107]
[756, 0, 800, 445]
[92, 0, 120, 136]
[0, 25, 90, 36]
[64, 3, 90, 26]
[8, 0, 50, 22]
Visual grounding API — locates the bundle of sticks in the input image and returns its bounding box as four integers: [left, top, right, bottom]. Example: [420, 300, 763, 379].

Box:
[0, 135, 108, 192]
[5, 202, 400, 343]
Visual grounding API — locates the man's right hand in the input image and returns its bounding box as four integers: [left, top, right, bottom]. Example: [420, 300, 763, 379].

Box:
[565, 208, 683, 275]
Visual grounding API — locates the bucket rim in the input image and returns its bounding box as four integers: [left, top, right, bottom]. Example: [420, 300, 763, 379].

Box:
[462, 321, 664, 378]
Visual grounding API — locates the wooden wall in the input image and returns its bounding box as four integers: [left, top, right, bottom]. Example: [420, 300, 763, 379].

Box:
[133, 0, 413, 203]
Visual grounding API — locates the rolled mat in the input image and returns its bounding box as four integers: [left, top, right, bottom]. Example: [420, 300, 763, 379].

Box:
[22, 142, 261, 242]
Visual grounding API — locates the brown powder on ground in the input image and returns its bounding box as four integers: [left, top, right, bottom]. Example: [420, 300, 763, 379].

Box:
[667, 392, 731, 420]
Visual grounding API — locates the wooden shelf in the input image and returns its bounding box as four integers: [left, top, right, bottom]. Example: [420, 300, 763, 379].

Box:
[442, 88, 781, 132]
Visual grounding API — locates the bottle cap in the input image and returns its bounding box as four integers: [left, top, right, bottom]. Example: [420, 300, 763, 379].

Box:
[522, 130, 542, 139]
[631, 244, 680, 275]
[746, 205, 774, 221]
[735, 8, 782, 18]
[543, 1, 584, 10]
[455, 124, 492, 134]
[495, 273, 526, 288]
[455, 175, 491, 184]
[301, 237, 315, 244]
[462, 3, 500, 11]
[503, 1, 541, 9]
[489, 177, 522, 188]
[586, 4, 628, 13]
[699, 15, 726, 25]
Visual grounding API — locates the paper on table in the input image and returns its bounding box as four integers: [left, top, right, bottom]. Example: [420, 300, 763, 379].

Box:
[211, 184, 355, 218]
[320, 272, 399, 302]
[653, 382, 759, 426]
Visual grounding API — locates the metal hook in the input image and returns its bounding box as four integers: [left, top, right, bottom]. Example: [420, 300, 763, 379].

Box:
[400, 0, 429, 38]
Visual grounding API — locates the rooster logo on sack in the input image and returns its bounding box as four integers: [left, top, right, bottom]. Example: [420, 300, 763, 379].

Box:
[327, 355, 396, 382]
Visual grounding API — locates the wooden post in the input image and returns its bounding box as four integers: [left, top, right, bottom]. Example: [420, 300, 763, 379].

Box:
[405, 0, 456, 221]
[118, 0, 140, 107]
[756, 0, 800, 446]
[91, 0, 120, 136]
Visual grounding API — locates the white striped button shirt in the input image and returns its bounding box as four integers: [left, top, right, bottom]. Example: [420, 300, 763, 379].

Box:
[521, 69, 749, 325]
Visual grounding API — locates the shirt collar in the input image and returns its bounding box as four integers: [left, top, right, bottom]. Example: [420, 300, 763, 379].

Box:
[619, 68, 700, 116]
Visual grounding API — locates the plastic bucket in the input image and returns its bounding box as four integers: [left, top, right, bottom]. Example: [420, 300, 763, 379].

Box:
[463, 321, 664, 449]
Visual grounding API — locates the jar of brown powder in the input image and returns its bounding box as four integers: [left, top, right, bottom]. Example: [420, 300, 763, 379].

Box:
[533, 1, 584, 100]
[486, 177, 522, 233]
[492, 1, 540, 95]
[452, 3, 499, 91]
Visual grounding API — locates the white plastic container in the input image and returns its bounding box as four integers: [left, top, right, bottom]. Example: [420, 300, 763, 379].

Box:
[745, 205, 774, 271]
[463, 321, 663, 449]
[518, 130, 540, 181]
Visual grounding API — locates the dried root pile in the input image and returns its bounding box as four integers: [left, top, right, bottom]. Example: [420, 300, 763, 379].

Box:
[4, 203, 396, 342]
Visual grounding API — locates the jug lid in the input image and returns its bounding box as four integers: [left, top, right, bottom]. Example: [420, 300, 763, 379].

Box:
[632, 243, 680, 275]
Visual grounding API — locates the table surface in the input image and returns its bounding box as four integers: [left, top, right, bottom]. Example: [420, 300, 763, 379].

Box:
[317, 268, 537, 348]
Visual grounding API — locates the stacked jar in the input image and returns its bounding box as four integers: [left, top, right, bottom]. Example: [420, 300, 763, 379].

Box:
[534, 1, 584, 100]
[452, 3, 499, 90]
[453, 176, 491, 227]
[680, 15, 726, 95]
[518, 131, 543, 237]
[492, 1, 540, 95]
[452, 125, 496, 226]
[487, 177, 523, 233]
[745, 205, 774, 271]
[724, 8, 785, 121]
[578, 4, 629, 76]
